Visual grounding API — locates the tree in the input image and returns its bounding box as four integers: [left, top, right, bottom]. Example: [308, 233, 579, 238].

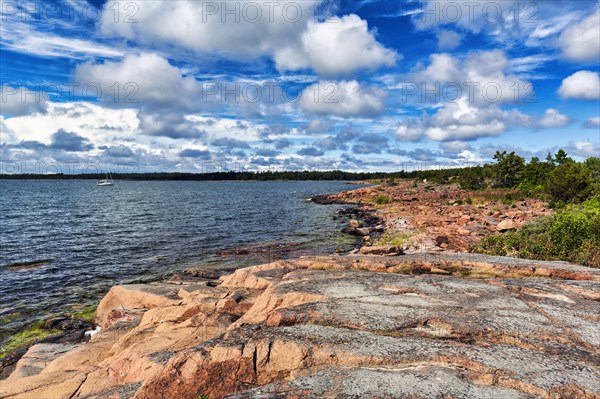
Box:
[546, 162, 593, 205]
[584, 157, 600, 180]
[459, 166, 486, 190]
[553, 149, 572, 165]
[492, 151, 525, 188]
[520, 156, 554, 190]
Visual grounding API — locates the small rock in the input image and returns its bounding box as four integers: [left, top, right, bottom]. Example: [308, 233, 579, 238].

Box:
[430, 267, 451, 275]
[435, 236, 449, 247]
[497, 220, 516, 232]
[359, 246, 403, 256]
[456, 216, 471, 226]
[349, 219, 360, 228]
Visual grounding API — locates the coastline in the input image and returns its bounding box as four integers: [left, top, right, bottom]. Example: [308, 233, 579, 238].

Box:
[2, 180, 599, 398]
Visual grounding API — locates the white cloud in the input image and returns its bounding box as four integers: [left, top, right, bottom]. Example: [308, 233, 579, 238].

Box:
[436, 30, 461, 50]
[75, 53, 201, 110]
[439, 140, 471, 153]
[0, 13, 124, 59]
[403, 50, 535, 142]
[395, 124, 426, 142]
[414, 0, 597, 56]
[275, 14, 398, 77]
[566, 141, 600, 158]
[557, 9, 600, 63]
[585, 117, 600, 128]
[299, 80, 385, 118]
[99, 2, 396, 77]
[1, 85, 48, 117]
[537, 109, 571, 128]
[1, 102, 138, 146]
[413, 50, 532, 106]
[415, 53, 461, 82]
[100, 0, 313, 58]
[425, 98, 531, 141]
[558, 71, 600, 100]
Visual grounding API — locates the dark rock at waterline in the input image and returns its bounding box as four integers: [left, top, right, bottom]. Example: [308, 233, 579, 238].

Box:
[309, 194, 339, 205]
[4, 259, 53, 271]
[43, 316, 93, 331]
[342, 226, 371, 236]
[0, 347, 27, 380]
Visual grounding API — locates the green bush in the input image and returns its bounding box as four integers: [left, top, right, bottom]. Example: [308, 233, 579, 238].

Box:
[472, 196, 600, 267]
[375, 194, 390, 205]
[545, 161, 593, 206]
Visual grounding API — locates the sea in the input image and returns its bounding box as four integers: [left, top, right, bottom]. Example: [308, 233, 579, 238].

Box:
[0, 180, 361, 346]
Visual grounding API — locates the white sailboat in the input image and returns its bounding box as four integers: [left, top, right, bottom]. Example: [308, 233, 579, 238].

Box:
[97, 172, 114, 186]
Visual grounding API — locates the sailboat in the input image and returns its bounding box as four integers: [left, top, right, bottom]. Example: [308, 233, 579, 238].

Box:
[97, 172, 114, 186]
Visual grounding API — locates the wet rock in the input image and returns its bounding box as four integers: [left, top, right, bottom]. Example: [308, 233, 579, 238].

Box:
[341, 226, 370, 236]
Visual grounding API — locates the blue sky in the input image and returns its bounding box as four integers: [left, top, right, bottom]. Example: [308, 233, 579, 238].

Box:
[1, 0, 599, 173]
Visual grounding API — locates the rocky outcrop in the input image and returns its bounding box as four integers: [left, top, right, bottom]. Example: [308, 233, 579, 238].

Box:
[322, 180, 555, 252]
[2, 253, 599, 399]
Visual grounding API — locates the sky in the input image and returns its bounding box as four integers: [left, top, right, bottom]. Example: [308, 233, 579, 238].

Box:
[0, 0, 599, 174]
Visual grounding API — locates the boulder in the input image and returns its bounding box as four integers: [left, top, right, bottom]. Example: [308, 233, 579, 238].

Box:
[95, 283, 182, 328]
[497, 220, 517, 231]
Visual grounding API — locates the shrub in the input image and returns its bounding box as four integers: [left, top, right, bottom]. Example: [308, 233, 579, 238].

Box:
[545, 161, 593, 206]
[375, 194, 390, 205]
[472, 196, 600, 267]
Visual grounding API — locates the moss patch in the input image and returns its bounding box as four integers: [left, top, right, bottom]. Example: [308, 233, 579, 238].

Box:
[72, 304, 97, 323]
[0, 321, 62, 359]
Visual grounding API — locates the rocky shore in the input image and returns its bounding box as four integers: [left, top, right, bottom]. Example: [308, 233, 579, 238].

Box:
[1, 253, 599, 398]
[321, 179, 554, 253]
[2, 181, 599, 398]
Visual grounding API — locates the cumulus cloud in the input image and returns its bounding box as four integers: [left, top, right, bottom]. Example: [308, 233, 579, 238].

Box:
[305, 119, 332, 133]
[49, 130, 94, 152]
[6, 129, 93, 154]
[1, 85, 48, 117]
[104, 145, 135, 158]
[397, 50, 539, 142]
[412, 50, 532, 106]
[179, 148, 211, 159]
[557, 9, 600, 63]
[297, 147, 324, 156]
[254, 148, 280, 157]
[558, 71, 600, 100]
[566, 141, 600, 158]
[211, 138, 251, 149]
[100, 2, 396, 77]
[537, 109, 571, 128]
[426, 99, 532, 141]
[299, 80, 385, 118]
[138, 113, 206, 139]
[439, 141, 472, 154]
[75, 53, 200, 110]
[436, 30, 462, 50]
[275, 14, 398, 77]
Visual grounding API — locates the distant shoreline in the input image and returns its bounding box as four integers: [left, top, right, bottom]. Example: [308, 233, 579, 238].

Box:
[0, 171, 391, 181]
